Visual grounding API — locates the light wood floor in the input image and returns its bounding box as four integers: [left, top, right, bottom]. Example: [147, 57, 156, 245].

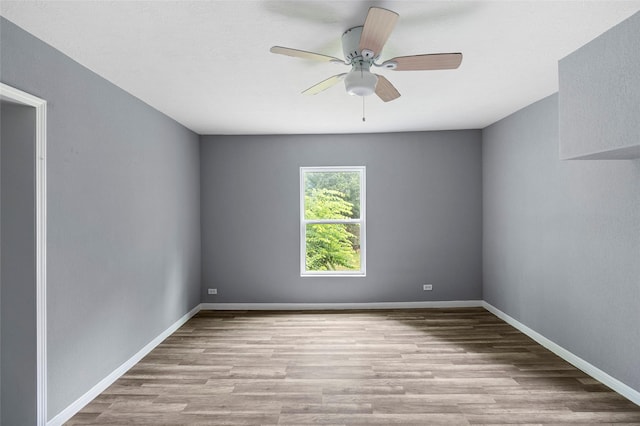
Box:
[68, 308, 640, 425]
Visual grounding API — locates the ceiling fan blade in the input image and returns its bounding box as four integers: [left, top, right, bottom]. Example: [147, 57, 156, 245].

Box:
[302, 73, 347, 95]
[359, 7, 399, 57]
[382, 53, 463, 71]
[374, 75, 400, 102]
[270, 46, 343, 63]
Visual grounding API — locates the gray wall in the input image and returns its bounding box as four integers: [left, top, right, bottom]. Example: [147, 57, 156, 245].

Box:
[1, 17, 202, 419]
[1, 101, 37, 425]
[483, 93, 640, 392]
[200, 131, 482, 303]
[559, 11, 640, 159]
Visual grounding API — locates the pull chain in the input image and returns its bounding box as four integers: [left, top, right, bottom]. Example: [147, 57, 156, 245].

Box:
[362, 96, 366, 122]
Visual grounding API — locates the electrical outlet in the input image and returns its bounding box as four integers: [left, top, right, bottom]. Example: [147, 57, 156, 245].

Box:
[423, 284, 433, 291]
[208, 288, 217, 295]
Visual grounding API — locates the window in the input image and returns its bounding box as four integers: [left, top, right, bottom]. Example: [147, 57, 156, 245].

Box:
[300, 166, 366, 277]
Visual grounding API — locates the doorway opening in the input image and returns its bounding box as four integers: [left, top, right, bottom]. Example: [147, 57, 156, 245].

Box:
[0, 83, 47, 426]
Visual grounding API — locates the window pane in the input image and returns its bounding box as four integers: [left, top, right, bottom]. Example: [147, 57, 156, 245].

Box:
[305, 224, 361, 272]
[304, 171, 360, 219]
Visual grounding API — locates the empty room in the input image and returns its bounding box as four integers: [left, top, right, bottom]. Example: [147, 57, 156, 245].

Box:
[1, 1, 639, 425]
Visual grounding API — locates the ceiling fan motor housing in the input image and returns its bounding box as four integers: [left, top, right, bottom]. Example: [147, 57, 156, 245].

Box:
[342, 26, 378, 96]
[342, 26, 371, 62]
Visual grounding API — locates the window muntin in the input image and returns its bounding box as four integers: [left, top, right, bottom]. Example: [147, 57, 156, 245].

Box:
[300, 167, 365, 276]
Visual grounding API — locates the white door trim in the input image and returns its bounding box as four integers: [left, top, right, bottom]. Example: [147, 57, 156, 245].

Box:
[1, 82, 48, 426]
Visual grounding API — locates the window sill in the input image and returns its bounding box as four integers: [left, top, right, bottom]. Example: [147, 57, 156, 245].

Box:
[301, 273, 366, 278]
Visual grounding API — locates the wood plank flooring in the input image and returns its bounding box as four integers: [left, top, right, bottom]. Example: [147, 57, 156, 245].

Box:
[67, 308, 640, 425]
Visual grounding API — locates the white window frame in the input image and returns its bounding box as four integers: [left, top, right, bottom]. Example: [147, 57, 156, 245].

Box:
[300, 166, 366, 277]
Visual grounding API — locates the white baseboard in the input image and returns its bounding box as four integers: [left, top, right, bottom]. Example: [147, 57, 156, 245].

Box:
[200, 300, 483, 311]
[47, 304, 201, 426]
[482, 301, 640, 406]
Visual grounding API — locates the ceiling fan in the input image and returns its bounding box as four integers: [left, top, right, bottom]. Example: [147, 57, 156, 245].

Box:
[270, 7, 463, 102]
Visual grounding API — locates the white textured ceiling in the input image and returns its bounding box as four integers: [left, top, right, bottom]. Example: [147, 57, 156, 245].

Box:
[1, 1, 639, 135]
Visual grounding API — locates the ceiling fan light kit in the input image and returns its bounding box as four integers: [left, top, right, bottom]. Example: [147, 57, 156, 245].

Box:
[270, 6, 463, 103]
[344, 64, 378, 97]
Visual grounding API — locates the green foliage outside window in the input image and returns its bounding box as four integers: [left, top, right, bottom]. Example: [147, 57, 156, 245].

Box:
[302, 169, 363, 273]
[304, 188, 360, 271]
[304, 172, 361, 218]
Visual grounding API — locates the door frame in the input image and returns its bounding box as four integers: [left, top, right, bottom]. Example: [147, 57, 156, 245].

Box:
[0, 82, 47, 426]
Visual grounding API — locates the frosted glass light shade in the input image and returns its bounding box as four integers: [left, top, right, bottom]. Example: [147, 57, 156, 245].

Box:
[344, 70, 378, 96]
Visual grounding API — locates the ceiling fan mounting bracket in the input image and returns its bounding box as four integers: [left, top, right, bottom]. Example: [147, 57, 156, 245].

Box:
[377, 60, 398, 70]
[361, 49, 375, 60]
